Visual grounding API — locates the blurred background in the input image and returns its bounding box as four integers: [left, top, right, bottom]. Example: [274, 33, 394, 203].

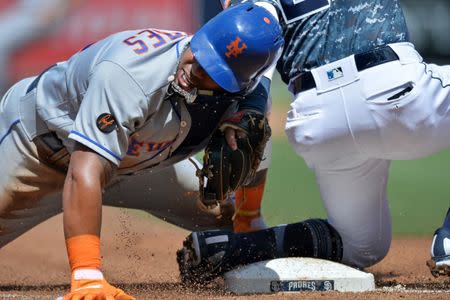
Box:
[0, 0, 448, 235]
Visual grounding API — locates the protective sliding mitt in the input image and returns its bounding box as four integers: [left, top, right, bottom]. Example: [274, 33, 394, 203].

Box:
[61, 268, 135, 300]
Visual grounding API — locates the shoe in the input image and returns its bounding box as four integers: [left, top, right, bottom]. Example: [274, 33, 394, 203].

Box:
[176, 229, 233, 285]
[426, 208, 450, 277]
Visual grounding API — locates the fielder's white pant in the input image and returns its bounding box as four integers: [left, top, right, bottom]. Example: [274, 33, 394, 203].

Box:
[285, 42, 450, 268]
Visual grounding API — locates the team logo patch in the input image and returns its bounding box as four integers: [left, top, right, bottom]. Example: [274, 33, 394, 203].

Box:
[225, 36, 247, 59]
[96, 113, 117, 133]
[327, 67, 343, 81]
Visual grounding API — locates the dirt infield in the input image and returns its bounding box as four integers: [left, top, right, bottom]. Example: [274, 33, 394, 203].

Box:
[0, 207, 448, 299]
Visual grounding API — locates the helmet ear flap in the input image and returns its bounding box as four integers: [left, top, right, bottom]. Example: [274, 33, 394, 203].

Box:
[190, 3, 284, 93]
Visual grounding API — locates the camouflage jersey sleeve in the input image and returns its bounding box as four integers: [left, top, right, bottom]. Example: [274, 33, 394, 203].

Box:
[225, 0, 409, 84]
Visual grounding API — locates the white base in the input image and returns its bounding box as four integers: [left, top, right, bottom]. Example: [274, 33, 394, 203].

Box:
[224, 257, 375, 294]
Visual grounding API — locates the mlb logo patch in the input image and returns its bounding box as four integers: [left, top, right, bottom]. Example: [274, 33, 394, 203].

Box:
[327, 67, 343, 81]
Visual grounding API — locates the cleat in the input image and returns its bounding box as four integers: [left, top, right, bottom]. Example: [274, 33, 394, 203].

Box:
[427, 208, 450, 277]
[427, 258, 450, 277]
[177, 229, 234, 285]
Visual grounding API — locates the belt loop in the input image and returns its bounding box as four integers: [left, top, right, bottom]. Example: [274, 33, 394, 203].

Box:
[387, 43, 422, 65]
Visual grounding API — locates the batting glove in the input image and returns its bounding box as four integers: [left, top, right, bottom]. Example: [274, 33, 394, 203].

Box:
[62, 268, 135, 300]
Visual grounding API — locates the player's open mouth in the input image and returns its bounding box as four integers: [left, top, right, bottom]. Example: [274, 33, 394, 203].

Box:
[177, 69, 194, 92]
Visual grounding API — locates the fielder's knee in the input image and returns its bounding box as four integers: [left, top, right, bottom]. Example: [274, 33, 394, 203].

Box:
[341, 235, 391, 269]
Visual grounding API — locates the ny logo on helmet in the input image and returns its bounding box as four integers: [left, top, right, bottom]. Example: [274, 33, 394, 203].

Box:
[225, 36, 247, 58]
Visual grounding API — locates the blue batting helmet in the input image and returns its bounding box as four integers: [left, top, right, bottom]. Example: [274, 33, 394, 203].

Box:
[190, 3, 284, 93]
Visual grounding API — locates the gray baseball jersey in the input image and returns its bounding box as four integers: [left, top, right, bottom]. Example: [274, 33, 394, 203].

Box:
[0, 28, 238, 249]
[21, 29, 198, 175]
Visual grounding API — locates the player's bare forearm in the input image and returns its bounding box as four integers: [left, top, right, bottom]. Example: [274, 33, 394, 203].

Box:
[63, 144, 114, 238]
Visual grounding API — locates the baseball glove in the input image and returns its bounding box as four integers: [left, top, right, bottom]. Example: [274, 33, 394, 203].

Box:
[196, 110, 271, 215]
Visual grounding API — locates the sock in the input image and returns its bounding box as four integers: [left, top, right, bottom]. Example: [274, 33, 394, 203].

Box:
[233, 170, 267, 233]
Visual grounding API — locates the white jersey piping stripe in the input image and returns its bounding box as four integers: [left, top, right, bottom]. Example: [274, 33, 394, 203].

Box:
[69, 130, 122, 161]
[0, 119, 19, 146]
[176, 41, 183, 58]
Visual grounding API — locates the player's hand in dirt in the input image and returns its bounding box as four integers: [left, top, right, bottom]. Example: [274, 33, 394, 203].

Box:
[62, 269, 135, 300]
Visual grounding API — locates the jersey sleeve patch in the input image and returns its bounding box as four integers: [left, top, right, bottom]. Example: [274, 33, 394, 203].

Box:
[96, 113, 118, 133]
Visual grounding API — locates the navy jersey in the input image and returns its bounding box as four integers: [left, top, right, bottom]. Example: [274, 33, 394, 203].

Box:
[228, 0, 409, 83]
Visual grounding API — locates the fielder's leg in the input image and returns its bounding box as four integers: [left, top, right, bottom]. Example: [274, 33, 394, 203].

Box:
[284, 71, 393, 269]
[314, 158, 392, 268]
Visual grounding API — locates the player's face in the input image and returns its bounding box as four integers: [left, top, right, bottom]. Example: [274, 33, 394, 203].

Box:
[175, 47, 222, 92]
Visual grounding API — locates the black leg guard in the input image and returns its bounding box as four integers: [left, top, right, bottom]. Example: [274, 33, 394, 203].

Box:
[283, 219, 343, 262]
[177, 219, 343, 284]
